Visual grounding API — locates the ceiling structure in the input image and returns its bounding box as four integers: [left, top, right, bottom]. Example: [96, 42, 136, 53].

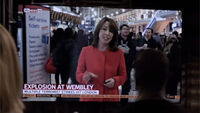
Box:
[18, 0, 186, 10]
[18, 0, 184, 33]
[52, 6, 133, 20]
[30, 0, 132, 8]
[19, 0, 184, 22]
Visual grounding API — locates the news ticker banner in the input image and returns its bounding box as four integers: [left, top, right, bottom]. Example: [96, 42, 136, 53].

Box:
[23, 93, 180, 99]
[23, 84, 180, 99]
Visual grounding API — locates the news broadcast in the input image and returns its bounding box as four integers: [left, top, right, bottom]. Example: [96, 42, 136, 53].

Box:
[17, 5, 182, 103]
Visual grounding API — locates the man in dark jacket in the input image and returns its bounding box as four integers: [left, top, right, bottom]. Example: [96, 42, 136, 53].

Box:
[166, 31, 181, 98]
[136, 28, 159, 52]
[118, 24, 136, 102]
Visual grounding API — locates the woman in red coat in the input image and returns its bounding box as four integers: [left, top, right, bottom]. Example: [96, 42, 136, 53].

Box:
[76, 17, 127, 102]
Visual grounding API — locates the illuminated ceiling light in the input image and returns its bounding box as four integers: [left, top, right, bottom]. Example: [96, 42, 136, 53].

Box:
[42, 5, 49, 8]
[115, 11, 119, 15]
[122, 9, 125, 12]
[111, 13, 114, 16]
[81, 20, 85, 25]
[52, 6, 62, 12]
[94, 11, 97, 16]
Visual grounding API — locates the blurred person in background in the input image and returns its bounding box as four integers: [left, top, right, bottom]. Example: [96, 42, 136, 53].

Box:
[52, 27, 77, 84]
[50, 28, 64, 84]
[121, 49, 185, 113]
[165, 31, 181, 98]
[118, 24, 136, 102]
[0, 24, 24, 113]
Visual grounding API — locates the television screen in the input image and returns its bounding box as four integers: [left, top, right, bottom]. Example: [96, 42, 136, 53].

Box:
[18, 5, 182, 103]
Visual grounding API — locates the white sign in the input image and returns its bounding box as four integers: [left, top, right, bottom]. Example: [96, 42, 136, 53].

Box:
[25, 7, 50, 83]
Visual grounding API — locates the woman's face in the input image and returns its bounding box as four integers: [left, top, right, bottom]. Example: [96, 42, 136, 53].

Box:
[98, 21, 113, 45]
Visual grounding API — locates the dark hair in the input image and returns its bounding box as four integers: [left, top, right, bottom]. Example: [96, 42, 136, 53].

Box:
[64, 27, 74, 39]
[55, 28, 64, 35]
[172, 31, 179, 37]
[146, 28, 153, 34]
[137, 32, 142, 38]
[135, 49, 169, 92]
[180, 33, 182, 37]
[53, 28, 65, 40]
[92, 17, 118, 51]
[120, 24, 129, 30]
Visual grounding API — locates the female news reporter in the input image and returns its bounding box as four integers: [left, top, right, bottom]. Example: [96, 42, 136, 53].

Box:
[76, 17, 127, 102]
[0, 25, 24, 113]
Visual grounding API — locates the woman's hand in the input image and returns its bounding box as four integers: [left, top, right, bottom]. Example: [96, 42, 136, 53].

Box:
[82, 71, 98, 84]
[104, 78, 115, 88]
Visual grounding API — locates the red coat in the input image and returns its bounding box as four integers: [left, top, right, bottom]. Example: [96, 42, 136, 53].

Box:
[76, 46, 127, 102]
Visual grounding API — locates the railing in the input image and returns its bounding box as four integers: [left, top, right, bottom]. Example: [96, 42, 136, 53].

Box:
[142, 10, 160, 36]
